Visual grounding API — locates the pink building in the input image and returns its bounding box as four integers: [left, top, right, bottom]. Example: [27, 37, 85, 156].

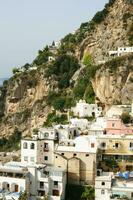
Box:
[105, 118, 133, 135]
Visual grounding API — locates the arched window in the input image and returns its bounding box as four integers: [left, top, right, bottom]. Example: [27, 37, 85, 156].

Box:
[101, 189, 105, 195]
[30, 143, 35, 149]
[23, 142, 28, 149]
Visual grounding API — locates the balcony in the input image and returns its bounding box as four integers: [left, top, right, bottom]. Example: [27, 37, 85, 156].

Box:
[129, 147, 133, 151]
[110, 194, 131, 200]
[43, 147, 49, 152]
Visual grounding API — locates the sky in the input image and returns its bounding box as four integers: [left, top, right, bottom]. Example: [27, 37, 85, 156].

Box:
[0, 0, 108, 78]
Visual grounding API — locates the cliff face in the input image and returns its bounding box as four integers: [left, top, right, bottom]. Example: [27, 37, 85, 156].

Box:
[0, 0, 133, 137]
[76, 0, 133, 63]
[0, 68, 58, 137]
[92, 55, 133, 107]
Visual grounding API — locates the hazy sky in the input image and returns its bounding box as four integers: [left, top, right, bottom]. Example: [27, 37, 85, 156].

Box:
[0, 0, 108, 78]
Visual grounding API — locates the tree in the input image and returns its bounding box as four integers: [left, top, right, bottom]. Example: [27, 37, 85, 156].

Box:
[121, 112, 132, 124]
[18, 191, 28, 200]
[52, 97, 65, 111]
[12, 67, 20, 74]
[81, 186, 95, 200]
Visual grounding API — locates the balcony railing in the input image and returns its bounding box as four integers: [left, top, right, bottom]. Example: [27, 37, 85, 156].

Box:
[129, 147, 133, 151]
[43, 147, 49, 152]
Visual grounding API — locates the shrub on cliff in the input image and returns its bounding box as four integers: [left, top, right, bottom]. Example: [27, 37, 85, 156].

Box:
[121, 112, 132, 124]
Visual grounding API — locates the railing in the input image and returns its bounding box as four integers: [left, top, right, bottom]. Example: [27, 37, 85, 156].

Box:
[43, 147, 49, 152]
[110, 195, 131, 200]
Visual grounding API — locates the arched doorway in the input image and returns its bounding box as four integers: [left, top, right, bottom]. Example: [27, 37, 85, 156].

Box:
[2, 182, 10, 191]
[11, 183, 19, 192]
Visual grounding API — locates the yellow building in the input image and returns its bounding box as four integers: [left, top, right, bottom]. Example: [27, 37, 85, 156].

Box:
[97, 135, 133, 171]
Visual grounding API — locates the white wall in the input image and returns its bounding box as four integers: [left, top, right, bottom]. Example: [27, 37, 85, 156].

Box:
[21, 140, 38, 164]
[0, 176, 26, 192]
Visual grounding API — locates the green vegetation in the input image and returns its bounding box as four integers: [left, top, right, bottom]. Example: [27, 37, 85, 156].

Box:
[59, 0, 116, 49]
[46, 91, 75, 112]
[52, 97, 66, 111]
[18, 192, 28, 200]
[27, 79, 38, 88]
[123, 12, 133, 23]
[12, 67, 20, 74]
[105, 159, 118, 169]
[0, 82, 8, 120]
[45, 54, 80, 89]
[0, 128, 22, 152]
[81, 186, 95, 200]
[92, 8, 108, 24]
[34, 45, 52, 66]
[73, 60, 99, 103]
[44, 111, 68, 127]
[121, 112, 132, 124]
[66, 185, 95, 200]
[83, 53, 92, 66]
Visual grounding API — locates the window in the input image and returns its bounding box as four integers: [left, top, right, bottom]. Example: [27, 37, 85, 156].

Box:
[44, 143, 48, 148]
[101, 142, 106, 148]
[44, 143, 49, 151]
[73, 153, 77, 157]
[112, 123, 115, 127]
[38, 191, 45, 197]
[23, 142, 28, 149]
[101, 182, 105, 186]
[39, 182, 44, 189]
[130, 142, 133, 148]
[54, 181, 58, 188]
[115, 155, 118, 160]
[101, 189, 105, 195]
[24, 156, 28, 161]
[44, 132, 49, 137]
[53, 190, 59, 196]
[44, 156, 48, 161]
[86, 154, 89, 157]
[30, 157, 35, 162]
[91, 143, 95, 148]
[115, 143, 119, 148]
[30, 143, 35, 149]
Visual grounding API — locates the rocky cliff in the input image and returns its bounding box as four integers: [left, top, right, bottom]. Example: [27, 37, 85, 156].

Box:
[92, 54, 133, 107]
[75, 0, 133, 63]
[0, 68, 57, 137]
[0, 0, 133, 137]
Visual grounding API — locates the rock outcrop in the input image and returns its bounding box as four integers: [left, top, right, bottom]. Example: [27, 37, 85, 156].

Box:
[92, 54, 133, 106]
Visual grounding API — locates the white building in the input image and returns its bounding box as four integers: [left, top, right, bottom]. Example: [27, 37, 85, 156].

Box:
[106, 104, 131, 118]
[70, 118, 90, 130]
[95, 172, 133, 200]
[0, 161, 66, 200]
[54, 124, 79, 140]
[21, 128, 58, 165]
[88, 117, 107, 135]
[37, 166, 66, 200]
[0, 162, 30, 200]
[72, 100, 102, 118]
[109, 47, 133, 57]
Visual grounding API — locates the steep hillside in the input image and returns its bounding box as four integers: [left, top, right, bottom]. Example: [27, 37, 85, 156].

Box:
[92, 54, 133, 107]
[0, 0, 133, 138]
